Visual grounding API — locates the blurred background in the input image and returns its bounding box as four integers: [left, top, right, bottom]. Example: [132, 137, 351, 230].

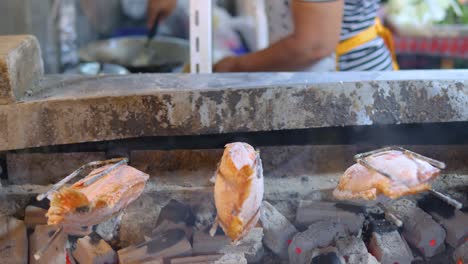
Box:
[0, 0, 466, 75]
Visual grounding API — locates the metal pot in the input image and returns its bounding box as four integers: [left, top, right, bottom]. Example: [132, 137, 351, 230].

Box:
[79, 36, 189, 73]
[64, 62, 130, 75]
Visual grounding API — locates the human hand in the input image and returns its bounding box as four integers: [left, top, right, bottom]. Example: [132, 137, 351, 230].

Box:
[213, 56, 240, 72]
[147, 0, 177, 28]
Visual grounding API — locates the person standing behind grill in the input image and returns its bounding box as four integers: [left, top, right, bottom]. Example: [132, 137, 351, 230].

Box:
[147, 0, 398, 72]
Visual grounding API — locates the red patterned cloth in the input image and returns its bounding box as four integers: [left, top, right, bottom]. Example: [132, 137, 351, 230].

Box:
[66, 252, 72, 264]
[394, 35, 468, 59]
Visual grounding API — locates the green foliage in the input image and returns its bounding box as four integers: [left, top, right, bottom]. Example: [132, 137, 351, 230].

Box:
[439, 3, 468, 24]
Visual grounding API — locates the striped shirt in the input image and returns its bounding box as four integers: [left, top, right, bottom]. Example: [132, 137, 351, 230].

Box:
[266, 0, 393, 71]
[339, 0, 393, 71]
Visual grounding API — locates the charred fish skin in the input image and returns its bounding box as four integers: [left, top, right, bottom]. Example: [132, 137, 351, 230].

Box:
[36, 161, 149, 261]
[333, 150, 441, 201]
[213, 142, 264, 242]
[46, 164, 149, 233]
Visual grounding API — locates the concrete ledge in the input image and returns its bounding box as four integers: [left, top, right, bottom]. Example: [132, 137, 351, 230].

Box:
[0, 35, 43, 104]
[0, 71, 467, 150]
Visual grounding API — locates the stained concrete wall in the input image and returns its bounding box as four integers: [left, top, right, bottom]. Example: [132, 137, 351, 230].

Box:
[5, 145, 468, 185]
[0, 71, 466, 151]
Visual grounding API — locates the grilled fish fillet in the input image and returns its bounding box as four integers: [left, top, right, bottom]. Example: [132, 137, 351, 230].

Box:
[47, 164, 149, 233]
[333, 150, 440, 200]
[213, 142, 264, 242]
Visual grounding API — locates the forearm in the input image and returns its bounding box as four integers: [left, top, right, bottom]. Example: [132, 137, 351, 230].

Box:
[234, 35, 330, 72]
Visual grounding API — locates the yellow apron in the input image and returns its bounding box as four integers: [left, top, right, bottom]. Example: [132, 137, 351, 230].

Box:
[336, 18, 399, 71]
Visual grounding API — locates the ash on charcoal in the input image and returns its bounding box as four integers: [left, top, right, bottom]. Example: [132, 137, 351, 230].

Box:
[192, 230, 230, 254]
[335, 236, 380, 264]
[362, 216, 398, 244]
[347, 253, 379, 264]
[169, 253, 248, 264]
[72, 235, 117, 264]
[365, 206, 384, 216]
[118, 228, 192, 264]
[193, 228, 264, 263]
[453, 239, 468, 263]
[368, 230, 414, 264]
[169, 254, 223, 263]
[369, 218, 398, 234]
[95, 213, 122, 244]
[0, 216, 27, 264]
[268, 200, 297, 223]
[310, 247, 345, 264]
[335, 236, 367, 257]
[260, 201, 297, 259]
[387, 199, 446, 258]
[418, 194, 468, 247]
[220, 228, 264, 263]
[364, 211, 398, 233]
[288, 220, 349, 264]
[295, 201, 364, 234]
[119, 200, 162, 247]
[311, 252, 343, 264]
[214, 253, 248, 264]
[261, 249, 290, 264]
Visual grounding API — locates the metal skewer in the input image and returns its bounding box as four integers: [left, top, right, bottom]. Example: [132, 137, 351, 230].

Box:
[354, 146, 446, 170]
[429, 189, 463, 210]
[82, 158, 128, 187]
[36, 157, 128, 201]
[378, 203, 403, 227]
[34, 226, 64, 260]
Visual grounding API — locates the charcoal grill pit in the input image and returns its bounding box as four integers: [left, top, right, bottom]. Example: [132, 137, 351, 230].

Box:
[0, 144, 467, 264]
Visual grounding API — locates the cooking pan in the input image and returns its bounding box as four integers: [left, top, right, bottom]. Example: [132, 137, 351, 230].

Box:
[79, 36, 189, 73]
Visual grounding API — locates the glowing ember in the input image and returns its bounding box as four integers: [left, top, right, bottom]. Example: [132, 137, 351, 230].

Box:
[295, 247, 302, 254]
[457, 259, 463, 264]
[429, 239, 436, 247]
